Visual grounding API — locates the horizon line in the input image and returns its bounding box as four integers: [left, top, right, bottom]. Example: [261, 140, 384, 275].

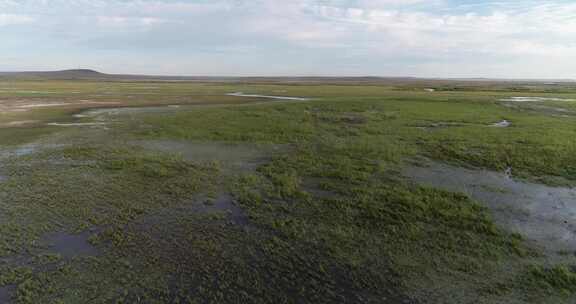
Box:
[1, 69, 575, 82]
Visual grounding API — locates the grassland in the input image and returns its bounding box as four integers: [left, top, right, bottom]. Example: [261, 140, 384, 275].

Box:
[1, 79, 576, 303]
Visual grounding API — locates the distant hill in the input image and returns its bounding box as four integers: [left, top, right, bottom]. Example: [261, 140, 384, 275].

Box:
[0, 69, 573, 85]
[47, 69, 104, 77]
[0, 69, 109, 80]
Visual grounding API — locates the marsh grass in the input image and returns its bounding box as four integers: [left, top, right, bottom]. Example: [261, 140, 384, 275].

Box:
[135, 92, 576, 302]
[1, 80, 576, 303]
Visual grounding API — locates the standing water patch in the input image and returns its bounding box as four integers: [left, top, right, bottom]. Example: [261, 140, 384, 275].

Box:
[137, 140, 280, 172]
[0, 285, 14, 304]
[41, 230, 99, 259]
[227, 92, 309, 101]
[491, 120, 511, 128]
[404, 162, 576, 254]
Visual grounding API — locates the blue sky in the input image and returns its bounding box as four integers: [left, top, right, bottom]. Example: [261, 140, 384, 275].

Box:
[1, 0, 575, 78]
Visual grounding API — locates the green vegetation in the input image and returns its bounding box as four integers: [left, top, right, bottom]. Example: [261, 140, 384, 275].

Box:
[0, 79, 576, 303]
[140, 94, 576, 184]
[526, 265, 576, 293]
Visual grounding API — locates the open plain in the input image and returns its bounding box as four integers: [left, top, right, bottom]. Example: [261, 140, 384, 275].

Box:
[1, 73, 576, 303]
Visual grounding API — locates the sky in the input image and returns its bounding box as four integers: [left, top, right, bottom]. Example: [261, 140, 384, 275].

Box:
[1, 0, 575, 78]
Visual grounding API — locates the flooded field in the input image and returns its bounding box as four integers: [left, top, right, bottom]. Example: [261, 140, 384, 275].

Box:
[500, 97, 576, 102]
[227, 92, 310, 101]
[42, 231, 100, 259]
[0, 286, 14, 304]
[137, 140, 280, 172]
[405, 162, 576, 254]
[1, 79, 576, 303]
[499, 96, 576, 116]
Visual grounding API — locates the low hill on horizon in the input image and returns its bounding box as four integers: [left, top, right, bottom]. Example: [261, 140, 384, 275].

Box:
[0, 69, 106, 79]
[0, 69, 574, 86]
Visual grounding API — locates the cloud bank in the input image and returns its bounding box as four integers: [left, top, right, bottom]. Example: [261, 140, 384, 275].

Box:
[0, 0, 575, 78]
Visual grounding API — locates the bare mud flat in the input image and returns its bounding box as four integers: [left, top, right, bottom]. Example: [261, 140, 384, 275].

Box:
[14, 95, 310, 130]
[0, 99, 121, 113]
[81, 106, 183, 118]
[0, 120, 39, 127]
[404, 162, 576, 254]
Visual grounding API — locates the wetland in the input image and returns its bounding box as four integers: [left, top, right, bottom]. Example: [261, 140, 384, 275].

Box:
[1, 78, 576, 303]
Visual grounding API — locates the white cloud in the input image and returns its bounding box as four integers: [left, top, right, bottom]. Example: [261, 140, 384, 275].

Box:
[356, 0, 440, 9]
[94, 16, 168, 29]
[1, 0, 576, 78]
[269, 1, 576, 58]
[0, 13, 33, 26]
